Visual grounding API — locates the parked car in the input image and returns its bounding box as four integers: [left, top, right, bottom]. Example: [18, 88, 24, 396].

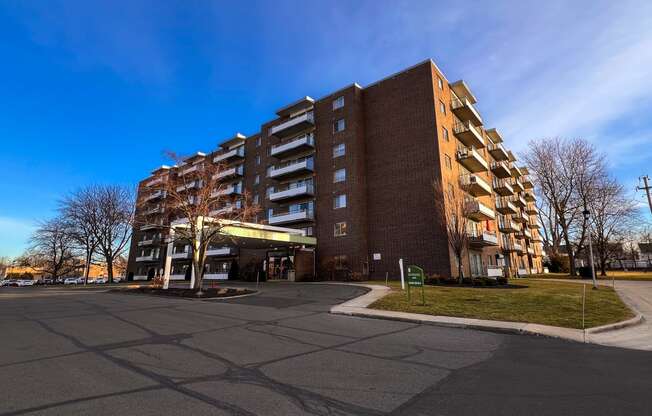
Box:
[64, 277, 79, 285]
[20, 280, 35, 286]
[0, 279, 10, 287]
[43, 278, 54, 285]
[3, 279, 21, 287]
[94, 277, 107, 284]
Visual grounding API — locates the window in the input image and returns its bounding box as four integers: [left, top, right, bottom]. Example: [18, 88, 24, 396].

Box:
[253, 194, 259, 204]
[333, 194, 347, 209]
[332, 96, 344, 110]
[254, 174, 260, 185]
[439, 100, 446, 114]
[444, 154, 452, 170]
[333, 143, 345, 158]
[333, 118, 346, 133]
[442, 126, 449, 142]
[256, 155, 261, 165]
[438, 77, 443, 90]
[256, 137, 261, 147]
[334, 254, 348, 269]
[334, 168, 346, 183]
[334, 222, 347, 237]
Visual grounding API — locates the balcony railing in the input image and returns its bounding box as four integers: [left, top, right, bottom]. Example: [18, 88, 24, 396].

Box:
[511, 165, 523, 178]
[176, 180, 203, 193]
[487, 143, 509, 161]
[524, 191, 536, 202]
[521, 175, 534, 189]
[456, 147, 488, 173]
[460, 174, 492, 197]
[269, 158, 314, 179]
[468, 230, 499, 247]
[138, 237, 160, 246]
[213, 165, 244, 180]
[451, 97, 483, 126]
[269, 111, 314, 137]
[210, 183, 243, 198]
[270, 133, 315, 157]
[453, 121, 485, 148]
[465, 200, 495, 221]
[213, 146, 245, 163]
[495, 198, 517, 214]
[491, 161, 512, 178]
[510, 178, 525, 193]
[206, 247, 237, 257]
[179, 164, 202, 177]
[268, 209, 315, 225]
[498, 216, 520, 233]
[140, 220, 165, 231]
[145, 177, 166, 187]
[136, 253, 159, 262]
[269, 183, 315, 202]
[144, 190, 166, 202]
[526, 204, 538, 215]
[171, 248, 191, 259]
[492, 178, 514, 196]
[143, 205, 165, 216]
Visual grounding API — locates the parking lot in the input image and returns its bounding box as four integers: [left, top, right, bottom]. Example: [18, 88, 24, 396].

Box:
[1, 282, 651, 415]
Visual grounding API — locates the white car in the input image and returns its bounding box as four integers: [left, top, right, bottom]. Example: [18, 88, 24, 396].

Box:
[94, 277, 107, 284]
[64, 277, 79, 285]
[20, 280, 35, 286]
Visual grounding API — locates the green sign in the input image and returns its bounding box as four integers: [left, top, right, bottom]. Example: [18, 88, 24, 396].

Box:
[406, 265, 425, 305]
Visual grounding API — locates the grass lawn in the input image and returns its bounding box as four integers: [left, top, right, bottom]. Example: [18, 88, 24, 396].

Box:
[368, 279, 633, 329]
[530, 270, 652, 281]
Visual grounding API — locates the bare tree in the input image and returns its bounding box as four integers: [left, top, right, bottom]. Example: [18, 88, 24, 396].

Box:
[589, 176, 639, 275]
[60, 188, 100, 284]
[0, 256, 11, 278]
[523, 138, 606, 276]
[28, 218, 81, 280]
[91, 185, 134, 283]
[138, 152, 259, 292]
[433, 179, 469, 283]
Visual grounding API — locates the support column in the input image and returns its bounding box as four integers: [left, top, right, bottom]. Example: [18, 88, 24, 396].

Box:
[163, 227, 175, 290]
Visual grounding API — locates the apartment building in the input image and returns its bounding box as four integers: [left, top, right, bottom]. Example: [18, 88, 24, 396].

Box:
[126, 59, 544, 282]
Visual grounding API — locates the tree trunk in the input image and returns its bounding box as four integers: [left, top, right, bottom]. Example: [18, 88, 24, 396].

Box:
[107, 257, 114, 283]
[457, 254, 463, 284]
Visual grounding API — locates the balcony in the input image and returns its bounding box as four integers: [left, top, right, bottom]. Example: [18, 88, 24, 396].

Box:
[498, 217, 520, 233]
[492, 179, 514, 196]
[491, 161, 511, 178]
[140, 221, 165, 231]
[511, 165, 523, 178]
[171, 248, 191, 260]
[268, 209, 314, 225]
[209, 202, 241, 217]
[269, 183, 315, 202]
[512, 194, 527, 208]
[213, 146, 245, 163]
[451, 97, 482, 126]
[465, 200, 495, 221]
[524, 191, 536, 202]
[487, 142, 509, 161]
[145, 177, 165, 187]
[179, 164, 202, 177]
[138, 237, 159, 246]
[143, 205, 165, 216]
[269, 158, 314, 180]
[213, 165, 244, 180]
[503, 241, 523, 253]
[270, 133, 315, 158]
[495, 198, 517, 214]
[522, 175, 534, 189]
[526, 204, 538, 215]
[456, 147, 488, 173]
[529, 221, 541, 229]
[468, 230, 499, 247]
[527, 246, 535, 255]
[524, 228, 532, 239]
[511, 178, 525, 193]
[460, 174, 491, 197]
[144, 190, 166, 202]
[211, 183, 243, 198]
[206, 247, 237, 257]
[136, 253, 159, 262]
[269, 111, 314, 138]
[176, 180, 202, 193]
[512, 211, 527, 223]
[453, 121, 485, 148]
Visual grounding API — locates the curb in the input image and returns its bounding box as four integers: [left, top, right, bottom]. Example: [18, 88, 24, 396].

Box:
[329, 283, 643, 344]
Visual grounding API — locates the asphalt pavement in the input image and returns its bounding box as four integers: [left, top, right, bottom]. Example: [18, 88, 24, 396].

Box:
[0, 282, 650, 415]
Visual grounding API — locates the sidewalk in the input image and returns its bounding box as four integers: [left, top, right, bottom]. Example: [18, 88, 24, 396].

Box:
[330, 283, 644, 348]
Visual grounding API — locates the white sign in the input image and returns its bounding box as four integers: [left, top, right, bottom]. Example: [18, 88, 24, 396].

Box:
[373, 253, 381, 260]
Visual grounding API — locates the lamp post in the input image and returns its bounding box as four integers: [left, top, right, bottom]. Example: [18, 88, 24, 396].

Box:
[583, 209, 597, 290]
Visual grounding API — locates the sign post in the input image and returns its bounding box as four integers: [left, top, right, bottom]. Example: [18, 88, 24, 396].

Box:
[406, 265, 425, 305]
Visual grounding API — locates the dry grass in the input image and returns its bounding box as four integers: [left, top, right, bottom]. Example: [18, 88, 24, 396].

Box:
[530, 270, 652, 281]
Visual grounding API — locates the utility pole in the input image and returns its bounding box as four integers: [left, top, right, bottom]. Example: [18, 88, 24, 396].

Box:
[638, 175, 652, 215]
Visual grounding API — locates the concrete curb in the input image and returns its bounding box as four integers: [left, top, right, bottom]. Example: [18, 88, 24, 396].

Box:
[329, 283, 643, 344]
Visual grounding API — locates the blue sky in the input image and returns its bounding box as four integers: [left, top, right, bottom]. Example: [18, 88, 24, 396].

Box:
[1, 0, 651, 257]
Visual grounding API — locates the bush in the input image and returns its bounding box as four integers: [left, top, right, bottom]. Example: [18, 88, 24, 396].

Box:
[577, 266, 593, 279]
[497, 276, 509, 286]
[546, 254, 570, 273]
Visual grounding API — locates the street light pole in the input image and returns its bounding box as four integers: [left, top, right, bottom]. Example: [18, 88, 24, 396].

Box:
[583, 209, 597, 290]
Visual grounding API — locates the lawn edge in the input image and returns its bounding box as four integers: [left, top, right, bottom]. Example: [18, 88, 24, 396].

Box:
[329, 283, 643, 344]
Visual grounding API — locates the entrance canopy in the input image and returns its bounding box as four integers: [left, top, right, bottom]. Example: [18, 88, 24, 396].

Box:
[170, 217, 316, 249]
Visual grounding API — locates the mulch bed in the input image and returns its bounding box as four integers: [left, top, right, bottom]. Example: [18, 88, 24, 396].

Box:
[110, 286, 254, 299]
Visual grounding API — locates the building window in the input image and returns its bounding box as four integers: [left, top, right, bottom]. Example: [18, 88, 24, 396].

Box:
[334, 168, 346, 183]
[333, 194, 347, 209]
[254, 174, 260, 185]
[333, 143, 345, 158]
[256, 155, 261, 165]
[439, 100, 446, 114]
[256, 137, 261, 147]
[332, 96, 344, 110]
[442, 126, 449, 142]
[438, 77, 443, 90]
[253, 194, 259, 204]
[444, 154, 452, 170]
[334, 255, 348, 269]
[333, 118, 346, 133]
[334, 222, 347, 237]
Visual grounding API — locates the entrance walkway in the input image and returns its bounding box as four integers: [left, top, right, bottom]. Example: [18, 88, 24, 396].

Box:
[587, 280, 652, 351]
